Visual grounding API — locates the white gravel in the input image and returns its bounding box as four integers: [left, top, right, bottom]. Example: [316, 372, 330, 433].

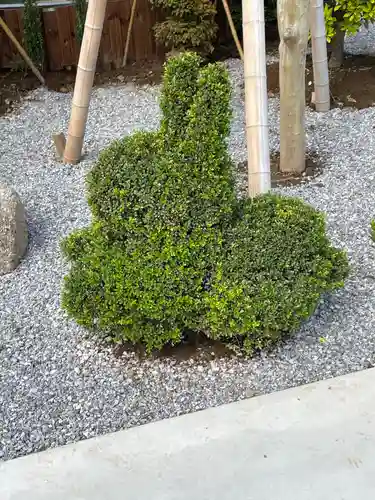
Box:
[2, 30, 375, 461]
[345, 22, 375, 55]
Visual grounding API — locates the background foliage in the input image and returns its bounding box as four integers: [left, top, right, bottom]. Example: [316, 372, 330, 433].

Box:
[149, 0, 218, 53]
[324, 0, 375, 42]
[74, 0, 87, 45]
[23, 0, 44, 68]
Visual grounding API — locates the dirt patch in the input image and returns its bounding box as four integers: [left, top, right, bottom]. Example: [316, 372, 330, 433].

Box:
[0, 70, 39, 116]
[267, 55, 375, 109]
[237, 152, 322, 197]
[113, 332, 233, 362]
[0, 62, 162, 116]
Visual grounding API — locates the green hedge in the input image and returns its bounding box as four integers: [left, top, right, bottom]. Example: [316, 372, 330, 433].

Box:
[61, 52, 349, 355]
[23, 0, 44, 68]
[149, 0, 218, 54]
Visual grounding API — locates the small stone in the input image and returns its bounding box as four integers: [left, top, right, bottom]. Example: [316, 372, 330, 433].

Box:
[0, 183, 28, 275]
[245, 388, 256, 399]
[117, 75, 125, 83]
[209, 361, 219, 372]
[59, 86, 68, 93]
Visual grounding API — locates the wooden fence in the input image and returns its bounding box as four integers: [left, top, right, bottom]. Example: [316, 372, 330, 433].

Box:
[0, 0, 165, 71]
[0, 0, 232, 71]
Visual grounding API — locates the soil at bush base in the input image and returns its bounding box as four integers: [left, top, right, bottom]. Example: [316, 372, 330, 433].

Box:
[236, 153, 323, 199]
[267, 54, 375, 110]
[111, 152, 322, 363]
[113, 333, 234, 362]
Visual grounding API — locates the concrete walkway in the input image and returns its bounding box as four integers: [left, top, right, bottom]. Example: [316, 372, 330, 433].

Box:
[1, 368, 375, 500]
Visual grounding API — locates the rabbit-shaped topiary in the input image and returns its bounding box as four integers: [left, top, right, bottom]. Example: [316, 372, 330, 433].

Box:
[61, 52, 348, 354]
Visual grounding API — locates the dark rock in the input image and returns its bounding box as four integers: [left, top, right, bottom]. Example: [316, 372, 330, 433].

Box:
[0, 183, 28, 275]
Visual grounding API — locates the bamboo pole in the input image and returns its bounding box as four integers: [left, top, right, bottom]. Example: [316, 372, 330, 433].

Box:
[0, 16, 45, 86]
[242, 0, 271, 196]
[278, 0, 311, 173]
[310, 0, 330, 111]
[63, 0, 108, 164]
[222, 0, 243, 61]
[122, 0, 137, 67]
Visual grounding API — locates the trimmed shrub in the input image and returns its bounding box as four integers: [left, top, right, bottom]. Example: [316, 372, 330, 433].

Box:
[203, 195, 349, 354]
[62, 53, 236, 351]
[149, 0, 218, 54]
[371, 220, 375, 241]
[61, 52, 349, 354]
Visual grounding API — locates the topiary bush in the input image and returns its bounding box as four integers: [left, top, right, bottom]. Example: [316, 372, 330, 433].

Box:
[61, 52, 349, 355]
[148, 0, 218, 54]
[62, 52, 236, 351]
[371, 220, 375, 241]
[203, 195, 349, 353]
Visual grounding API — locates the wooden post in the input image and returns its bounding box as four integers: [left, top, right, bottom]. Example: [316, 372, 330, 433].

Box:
[310, 0, 330, 112]
[278, 0, 311, 173]
[0, 16, 45, 86]
[222, 0, 244, 61]
[242, 0, 271, 196]
[122, 0, 137, 67]
[63, 0, 108, 164]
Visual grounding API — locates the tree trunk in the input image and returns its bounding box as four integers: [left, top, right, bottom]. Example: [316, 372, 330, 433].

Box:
[242, 0, 271, 196]
[310, 0, 330, 111]
[329, 23, 345, 68]
[278, 0, 311, 173]
[63, 0, 108, 164]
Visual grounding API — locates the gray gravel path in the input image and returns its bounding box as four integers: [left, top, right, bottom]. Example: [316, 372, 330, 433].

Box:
[2, 31, 375, 461]
[345, 22, 375, 55]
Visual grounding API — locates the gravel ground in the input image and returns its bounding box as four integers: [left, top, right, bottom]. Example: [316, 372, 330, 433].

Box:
[2, 30, 375, 461]
[345, 22, 375, 55]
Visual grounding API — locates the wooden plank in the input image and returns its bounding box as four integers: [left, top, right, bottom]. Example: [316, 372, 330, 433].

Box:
[98, 1, 111, 70]
[98, 0, 135, 69]
[42, 8, 62, 70]
[216, 0, 233, 43]
[55, 5, 77, 68]
[107, 1, 123, 68]
[0, 8, 24, 68]
[120, 0, 136, 64]
[132, 0, 149, 61]
[141, 0, 153, 60]
[0, 0, 166, 70]
[0, 9, 11, 67]
[148, 0, 164, 60]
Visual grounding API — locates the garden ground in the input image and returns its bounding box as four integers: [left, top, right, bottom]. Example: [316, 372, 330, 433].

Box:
[1, 368, 375, 499]
[1, 26, 375, 460]
[3, 23, 375, 115]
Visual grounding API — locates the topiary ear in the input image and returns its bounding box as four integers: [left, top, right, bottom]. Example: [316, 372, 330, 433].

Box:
[182, 62, 232, 159]
[160, 51, 202, 146]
